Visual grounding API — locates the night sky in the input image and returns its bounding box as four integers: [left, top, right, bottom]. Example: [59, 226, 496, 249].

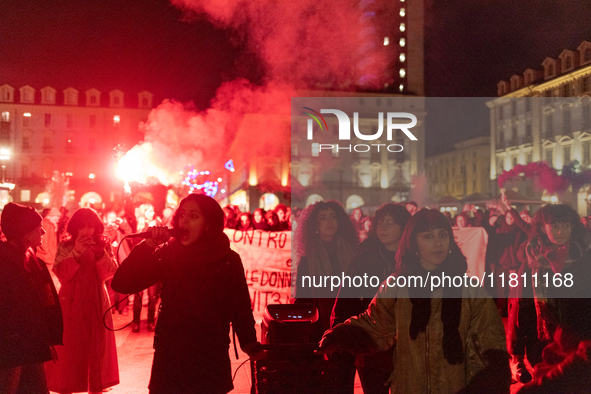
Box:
[2, 0, 591, 155]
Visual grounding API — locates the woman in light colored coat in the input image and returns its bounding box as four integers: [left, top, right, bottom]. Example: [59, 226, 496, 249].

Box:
[45, 208, 119, 394]
[320, 209, 510, 394]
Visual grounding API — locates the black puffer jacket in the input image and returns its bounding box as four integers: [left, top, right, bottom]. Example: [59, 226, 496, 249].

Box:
[112, 237, 257, 394]
[0, 241, 63, 369]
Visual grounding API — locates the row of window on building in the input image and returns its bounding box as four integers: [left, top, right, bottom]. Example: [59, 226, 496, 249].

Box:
[498, 41, 591, 95]
[1, 111, 122, 128]
[497, 142, 591, 173]
[0, 84, 153, 109]
[430, 180, 479, 196]
[19, 132, 100, 154]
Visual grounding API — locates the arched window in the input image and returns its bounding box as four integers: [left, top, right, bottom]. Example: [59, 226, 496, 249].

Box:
[345, 195, 365, 210]
[259, 193, 279, 211]
[305, 194, 324, 207]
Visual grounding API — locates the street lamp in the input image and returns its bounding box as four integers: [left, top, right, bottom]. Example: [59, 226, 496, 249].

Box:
[0, 148, 10, 184]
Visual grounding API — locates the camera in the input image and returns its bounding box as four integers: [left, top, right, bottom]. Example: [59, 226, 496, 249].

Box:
[92, 234, 108, 250]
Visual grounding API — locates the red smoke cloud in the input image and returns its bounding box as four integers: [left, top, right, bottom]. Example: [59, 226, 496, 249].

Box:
[171, 0, 389, 88]
[118, 0, 392, 193]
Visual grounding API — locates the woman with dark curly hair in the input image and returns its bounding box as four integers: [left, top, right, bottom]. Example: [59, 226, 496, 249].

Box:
[320, 209, 510, 394]
[294, 200, 358, 335]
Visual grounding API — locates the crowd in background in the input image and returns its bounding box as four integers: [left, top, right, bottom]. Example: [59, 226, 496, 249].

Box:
[293, 197, 591, 393]
[3, 194, 591, 393]
[222, 203, 293, 232]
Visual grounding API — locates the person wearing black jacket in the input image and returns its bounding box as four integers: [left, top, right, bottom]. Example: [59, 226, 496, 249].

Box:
[0, 203, 63, 394]
[331, 203, 411, 394]
[111, 194, 259, 394]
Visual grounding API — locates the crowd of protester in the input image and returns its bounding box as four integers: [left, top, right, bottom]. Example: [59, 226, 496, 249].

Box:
[222, 203, 294, 232]
[2, 193, 591, 393]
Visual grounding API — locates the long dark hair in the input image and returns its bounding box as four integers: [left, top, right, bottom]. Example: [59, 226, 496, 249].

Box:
[395, 208, 467, 273]
[66, 208, 104, 243]
[532, 203, 585, 244]
[171, 193, 225, 243]
[294, 200, 358, 261]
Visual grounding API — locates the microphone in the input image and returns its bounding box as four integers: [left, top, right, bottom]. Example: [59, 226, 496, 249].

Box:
[128, 228, 188, 239]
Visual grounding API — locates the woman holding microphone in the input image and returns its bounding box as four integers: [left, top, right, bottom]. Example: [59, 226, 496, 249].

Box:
[112, 193, 260, 394]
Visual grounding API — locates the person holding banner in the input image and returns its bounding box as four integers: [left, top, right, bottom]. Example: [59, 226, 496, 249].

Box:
[294, 200, 358, 336]
[111, 193, 259, 394]
[332, 203, 411, 394]
[320, 209, 510, 394]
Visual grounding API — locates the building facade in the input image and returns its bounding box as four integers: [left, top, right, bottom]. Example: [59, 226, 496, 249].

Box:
[489, 40, 591, 214]
[358, 0, 424, 95]
[0, 83, 152, 210]
[425, 136, 490, 201]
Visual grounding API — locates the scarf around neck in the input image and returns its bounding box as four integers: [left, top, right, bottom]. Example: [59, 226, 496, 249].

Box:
[405, 260, 465, 365]
[307, 235, 356, 277]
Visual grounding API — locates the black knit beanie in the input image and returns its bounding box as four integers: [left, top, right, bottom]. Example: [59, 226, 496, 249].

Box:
[1, 202, 43, 241]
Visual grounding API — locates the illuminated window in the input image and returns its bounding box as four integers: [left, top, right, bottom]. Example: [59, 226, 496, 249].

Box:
[113, 115, 120, 127]
[1, 112, 9, 122]
[399, 23, 406, 32]
[399, 53, 406, 62]
[23, 112, 31, 127]
[66, 137, 74, 152]
[399, 69, 406, 78]
[383, 37, 389, 46]
[399, 38, 406, 47]
[20, 190, 30, 201]
[311, 143, 320, 157]
[399, 8, 405, 17]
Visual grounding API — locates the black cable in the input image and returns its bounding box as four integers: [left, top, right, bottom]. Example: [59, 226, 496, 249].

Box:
[102, 234, 144, 332]
[232, 358, 251, 382]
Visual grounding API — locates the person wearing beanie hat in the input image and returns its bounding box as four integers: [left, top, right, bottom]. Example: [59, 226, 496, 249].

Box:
[0, 203, 63, 394]
[1, 202, 43, 241]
